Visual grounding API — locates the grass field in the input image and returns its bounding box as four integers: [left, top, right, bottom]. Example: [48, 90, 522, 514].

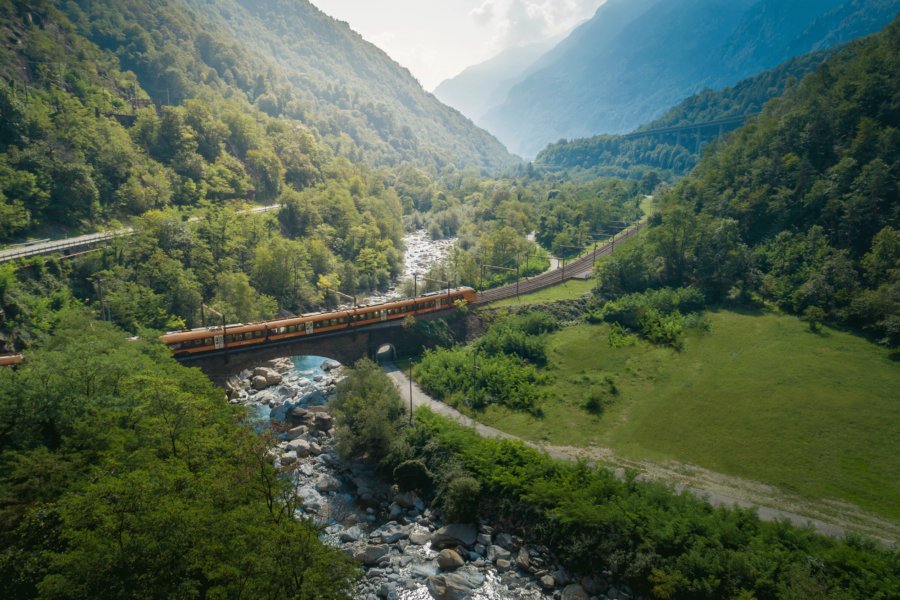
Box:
[473, 309, 900, 523]
[491, 279, 596, 308]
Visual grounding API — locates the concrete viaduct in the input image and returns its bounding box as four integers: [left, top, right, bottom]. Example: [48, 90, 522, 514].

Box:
[623, 113, 760, 152]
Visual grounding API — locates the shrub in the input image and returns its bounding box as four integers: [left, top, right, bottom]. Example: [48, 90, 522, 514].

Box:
[583, 388, 609, 414]
[601, 287, 705, 327]
[639, 308, 684, 348]
[443, 476, 481, 523]
[329, 359, 406, 460]
[608, 322, 639, 348]
[393, 459, 432, 492]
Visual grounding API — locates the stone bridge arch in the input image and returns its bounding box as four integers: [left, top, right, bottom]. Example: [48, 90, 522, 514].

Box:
[178, 322, 438, 387]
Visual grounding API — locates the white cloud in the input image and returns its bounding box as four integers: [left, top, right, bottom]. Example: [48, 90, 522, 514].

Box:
[469, 0, 605, 51]
[368, 31, 446, 89]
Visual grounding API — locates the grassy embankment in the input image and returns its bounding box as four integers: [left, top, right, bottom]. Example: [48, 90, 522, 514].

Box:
[472, 310, 900, 527]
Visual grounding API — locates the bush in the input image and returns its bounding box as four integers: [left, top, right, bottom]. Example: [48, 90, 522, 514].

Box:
[443, 476, 481, 523]
[608, 322, 639, 348]
[639, 308, 684, 348]
[393, 459, 432, 492]
[329, 359, 406, 460]
[600, 287, 706, 327]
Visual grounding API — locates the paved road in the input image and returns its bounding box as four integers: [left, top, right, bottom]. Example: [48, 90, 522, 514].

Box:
[0, 204, 281, 264]
[382, 362, 849, 540]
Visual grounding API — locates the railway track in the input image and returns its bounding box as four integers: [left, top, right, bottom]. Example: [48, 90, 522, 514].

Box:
[475, 221, 646, 305]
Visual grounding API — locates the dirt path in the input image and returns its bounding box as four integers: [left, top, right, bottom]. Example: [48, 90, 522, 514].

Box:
[382, 362, 896, 543]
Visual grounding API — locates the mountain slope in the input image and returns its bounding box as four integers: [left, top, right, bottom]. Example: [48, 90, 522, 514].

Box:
[433, 33, 565, 124]
[482, 0, 900, 159]
[533, 44, 840, 175]
[177, 0, 517, 169]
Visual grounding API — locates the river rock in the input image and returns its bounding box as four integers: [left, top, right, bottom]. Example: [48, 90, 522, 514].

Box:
[288, 439, 310, 456]
[253, 367, 283, 386]
[309, 442, 322, 455]
[562, 584, 590, 600]
[495, 559, 511, 572]
[539, 575, 556, 589]
[486, 545, 510, 562]
[252, 375, 268, 390]
[315, 474, 341, 492]
[353, 545, 390, 566]
[431, 524, 476, 548]
[341, 526, 363, 542]
[394, 491, 417, 508]
[495, 532, 513, 549]
[425, 573, 479, 600]
[410, 532, 432, 545]
[389, 503, 403, 520]
[281, 451, 297, 465]
[321, 359, 341, 371]
[300, 390, 327, 407]
[515, 548, 530, 570]
[298, 486, 323, 511]
[436, 549, 464, 571]
[260, 357, 293, 373]
[286, 425, 308, 441]
[581, 575, 608, 595]
[476, 533, 491, 546]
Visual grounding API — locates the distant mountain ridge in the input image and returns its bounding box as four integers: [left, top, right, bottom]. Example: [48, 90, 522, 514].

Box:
[433, 33, 567, 123]
[478, 0, 900, 159]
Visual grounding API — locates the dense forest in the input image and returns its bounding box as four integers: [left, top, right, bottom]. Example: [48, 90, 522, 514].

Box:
[533, 45, 842, 176]
[593, 14, 900, 348]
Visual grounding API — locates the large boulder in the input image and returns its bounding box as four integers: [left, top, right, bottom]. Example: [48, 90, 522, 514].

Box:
[425, 573, 479, 600]
[495, 532, 513, 549]
[298, 486, 323, 512]
[539, 575, 556, 590]
[581, 575, 608, 595]
[340, 526, 362, 543]
[252, 375, 268, 390]
[353, 544, 390, 566]
[287, 439, 310, 457]
[431, 524, 476, 548]
[562, 584, 590, 600]
[253, 367, 282, 386]
[515, 548, 530, 570]
[394, 491, 417, 508]
[299, 390, 327, 407]
[315, 474, 341, 492]
[410, 532, 432, 545]
[486, 545, 510, 562]
[261, 357, 294, 373]
[436, 549, 465, 571]
[286, 425, 308, 441]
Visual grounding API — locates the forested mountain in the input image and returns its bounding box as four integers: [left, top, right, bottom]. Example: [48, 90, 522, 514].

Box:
[433, 33, 566, 124]
[534, 45, 840, 175]
[178, 0, 515, 169]
[597, 13, 900, 348]
[481, 0, 900, 159]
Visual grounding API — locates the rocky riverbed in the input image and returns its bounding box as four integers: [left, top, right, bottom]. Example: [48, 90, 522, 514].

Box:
[227, 356, 642, 600]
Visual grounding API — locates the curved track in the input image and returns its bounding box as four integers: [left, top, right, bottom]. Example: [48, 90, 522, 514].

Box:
[475, 222, 645, 304]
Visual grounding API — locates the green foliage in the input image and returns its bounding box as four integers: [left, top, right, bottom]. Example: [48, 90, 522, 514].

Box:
[329, 359, 406, 461]
[405, 408, 900, 600]
[591, 287, 705, 328]
[415, 345, 548, 415]
[607, 322, 639, 348]
[393, 459, 432, 493]
[639, 308, 684, 349]
[443, 477, 481, 524]
[0, 313, 361, 599]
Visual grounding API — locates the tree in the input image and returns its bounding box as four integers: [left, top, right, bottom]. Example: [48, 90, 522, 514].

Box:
[329, 359, 406, 461]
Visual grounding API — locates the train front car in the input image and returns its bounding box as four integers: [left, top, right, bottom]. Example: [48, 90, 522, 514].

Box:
[161, 327, 224, 356]
[0, 353, 24, 367]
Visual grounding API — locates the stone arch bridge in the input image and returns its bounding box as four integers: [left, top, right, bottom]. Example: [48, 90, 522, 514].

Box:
[177, 318, 442, 387]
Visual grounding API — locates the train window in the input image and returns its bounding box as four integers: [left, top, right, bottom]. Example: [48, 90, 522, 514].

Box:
[204, 338, 213, 346]
[253, 330, 263, 339]
[168, 342, 182, 350]
[225, 335, 234, 343]
[338, 317, 346, 324]
[287, 325, 296, 333]
[314, 321, 321, 329]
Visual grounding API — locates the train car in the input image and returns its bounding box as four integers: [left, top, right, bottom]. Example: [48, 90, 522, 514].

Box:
[0, 353, 24, 367]
[161, 326, 225, 356]
[159, 287, 478, 357]
[222, 322, 268, 349]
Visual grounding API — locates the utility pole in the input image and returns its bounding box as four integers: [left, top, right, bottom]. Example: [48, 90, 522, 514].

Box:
[412, 272, 418, 298]
[483, 264, 517, 298]
[202, 304, 226, 359]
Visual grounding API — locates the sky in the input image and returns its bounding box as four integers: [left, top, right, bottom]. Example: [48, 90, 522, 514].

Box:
[311, 0, 606, 91]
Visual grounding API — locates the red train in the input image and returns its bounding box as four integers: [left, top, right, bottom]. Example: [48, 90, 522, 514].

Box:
[0, 353, 23, 367]
[160, 287, 477, 357]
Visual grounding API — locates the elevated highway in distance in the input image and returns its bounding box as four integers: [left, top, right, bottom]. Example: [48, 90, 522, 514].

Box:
[0, 204, 281, 264]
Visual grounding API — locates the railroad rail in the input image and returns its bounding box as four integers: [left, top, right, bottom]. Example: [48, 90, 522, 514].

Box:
[475, 221, 645, 305]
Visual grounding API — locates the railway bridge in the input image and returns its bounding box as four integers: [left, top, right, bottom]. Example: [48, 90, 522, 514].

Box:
[177, 316, 444, 386]
[179, 220, 646, 386]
